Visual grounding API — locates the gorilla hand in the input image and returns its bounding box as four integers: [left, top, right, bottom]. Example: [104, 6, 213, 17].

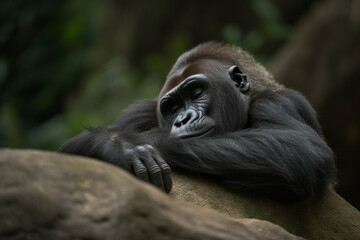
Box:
[106, 143, 172, 193]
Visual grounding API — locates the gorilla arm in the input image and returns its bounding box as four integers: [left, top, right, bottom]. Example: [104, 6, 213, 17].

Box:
[58, 100, 173, 193]
[144, 89, 336, 202]
[59, 90, 336, 201]
[58, 100, 158, 158]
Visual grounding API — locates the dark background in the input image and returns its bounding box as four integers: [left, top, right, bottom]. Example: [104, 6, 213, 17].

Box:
[1, 0, 359, 209]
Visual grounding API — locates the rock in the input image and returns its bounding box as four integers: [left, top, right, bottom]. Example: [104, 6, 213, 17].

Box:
[0, 149, 301, 240]
[171, 172, 360, 240]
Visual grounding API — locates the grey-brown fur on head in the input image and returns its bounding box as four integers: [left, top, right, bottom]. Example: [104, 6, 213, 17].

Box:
[168, 42, 283, 95]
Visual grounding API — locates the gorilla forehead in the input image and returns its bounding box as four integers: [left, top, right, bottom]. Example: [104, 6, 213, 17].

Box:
[159, 59, 230, 98]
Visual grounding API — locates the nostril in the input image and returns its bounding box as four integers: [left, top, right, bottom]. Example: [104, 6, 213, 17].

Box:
[174, 114, 185, 128]
[181, 113, 191, 124]
[174, 109, 198, 128]
[174, 121, 182, 128]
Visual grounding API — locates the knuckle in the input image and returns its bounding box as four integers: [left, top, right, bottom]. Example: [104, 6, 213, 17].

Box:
[143, 144, 153, 150]
[135, 145, 146, 152]
[135, 145, 149, 156]
[135, 167, 148, 177]
[160, 164, 171, 173]
[124, 148, 135, 158]
[150, 165, 161, 175]
[144, 144, 156, 153]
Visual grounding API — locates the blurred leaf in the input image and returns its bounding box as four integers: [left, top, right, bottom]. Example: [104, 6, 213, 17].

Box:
[26, 116, 70, 150]
[251, 0, 279, 22]
[165, 33, 192, 63]
[61, 17, 85, 45]
[251, 0, 290, 41]
[222, 24, 242, 45]
[0, 103, 22, 147]
[242, 30, 264, 52]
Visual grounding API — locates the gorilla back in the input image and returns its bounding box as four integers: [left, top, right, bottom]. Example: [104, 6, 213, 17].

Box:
[59, 42, 336, 202]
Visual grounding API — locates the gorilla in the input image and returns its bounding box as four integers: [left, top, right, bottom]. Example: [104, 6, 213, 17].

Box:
[59, 42, 336, 202]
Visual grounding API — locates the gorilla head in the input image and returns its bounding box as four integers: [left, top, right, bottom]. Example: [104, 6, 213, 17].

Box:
[157, 43, 256, 138]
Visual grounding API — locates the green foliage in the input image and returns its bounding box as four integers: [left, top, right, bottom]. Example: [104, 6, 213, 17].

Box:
[0, 0, 99, 149]
[0, 0, 295, 150]
[222, 0, 290, 64]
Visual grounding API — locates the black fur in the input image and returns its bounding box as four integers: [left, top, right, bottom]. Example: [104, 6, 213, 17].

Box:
[59, 42, 336, 202]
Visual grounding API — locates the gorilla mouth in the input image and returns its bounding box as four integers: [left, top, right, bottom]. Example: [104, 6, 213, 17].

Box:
[176, 127, 214, 139]
[170, 117, 216, 139]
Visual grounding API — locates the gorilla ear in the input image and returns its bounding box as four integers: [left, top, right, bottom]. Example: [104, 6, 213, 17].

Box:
[228, 65, 250, 93]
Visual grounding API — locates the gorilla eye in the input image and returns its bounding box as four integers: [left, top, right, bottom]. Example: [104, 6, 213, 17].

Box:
[169, 103, 180, 113]
[191, 88, 203, 99]
[161, 98, 181, 116]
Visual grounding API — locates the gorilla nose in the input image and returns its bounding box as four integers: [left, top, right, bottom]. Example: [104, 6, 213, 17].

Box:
[174, 109, 198, 127]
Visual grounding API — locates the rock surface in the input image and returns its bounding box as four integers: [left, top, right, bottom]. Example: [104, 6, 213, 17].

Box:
[0, 149, 301, 240]
[171, 173, 360, 240]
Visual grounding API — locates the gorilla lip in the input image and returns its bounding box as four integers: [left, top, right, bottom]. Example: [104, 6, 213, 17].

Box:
[176, 127, 214, 139]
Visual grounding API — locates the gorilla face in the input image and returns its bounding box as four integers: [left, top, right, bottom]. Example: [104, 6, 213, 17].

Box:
[159, 74, 216, 138]
[158, 61, 251, 138]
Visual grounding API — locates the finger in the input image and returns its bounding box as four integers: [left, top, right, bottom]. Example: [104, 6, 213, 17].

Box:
[131, 155, 150, 183]
[153, 154, 172, 193]
[136, 146, 165, 192]
[144, 145, 172, 193]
